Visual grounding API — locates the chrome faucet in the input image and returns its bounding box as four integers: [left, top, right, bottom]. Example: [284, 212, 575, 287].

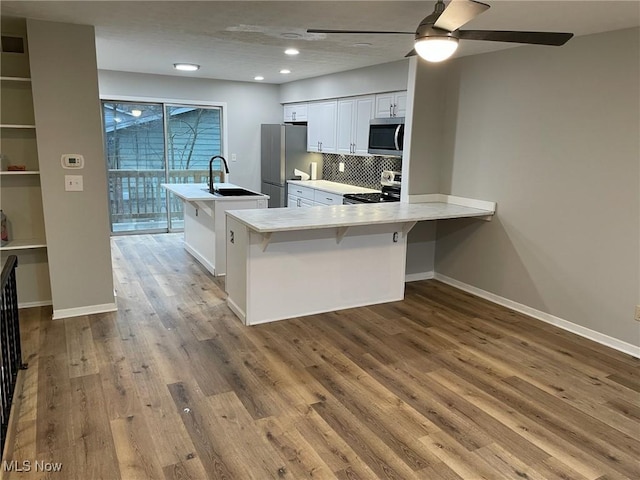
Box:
[209, 155, 230, 192]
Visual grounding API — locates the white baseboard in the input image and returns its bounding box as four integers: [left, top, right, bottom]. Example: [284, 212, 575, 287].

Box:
[52, 302, 118, 320]
[405, 271, 435, 282]
[18, 300, 52, 309]
[184, 243, 216, 276]
[226, 297, 246, 325]
[434, 273, 640, 359]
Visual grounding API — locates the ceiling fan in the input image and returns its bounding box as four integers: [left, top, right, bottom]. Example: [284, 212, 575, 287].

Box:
[307, 0, 574, 62]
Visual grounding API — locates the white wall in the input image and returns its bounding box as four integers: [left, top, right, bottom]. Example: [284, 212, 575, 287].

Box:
[28, 19, 115, 317]
[98, 70, 282, 191]
[280, 59, 409, 103]
[430, 28, 639, 345]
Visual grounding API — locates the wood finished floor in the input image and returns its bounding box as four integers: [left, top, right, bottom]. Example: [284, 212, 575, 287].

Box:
[3, 233, 639, 480]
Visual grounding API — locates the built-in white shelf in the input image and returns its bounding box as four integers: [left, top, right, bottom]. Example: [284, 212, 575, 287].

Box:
[0, 124, 36, 129]
[0, 76, 31, 82]
[0, 238, 47, 251]
[0, 170, 39, 176]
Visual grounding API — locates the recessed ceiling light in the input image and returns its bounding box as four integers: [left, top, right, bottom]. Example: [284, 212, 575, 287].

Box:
[353, 42, 373, 48]
[131, 109, 142, 117]
[254, 75, 265, 81]
[280, 69, 291, 74]
[281, 33, 302, 39]
[173, 63, 200, 72]
[284, 48, 300, 56]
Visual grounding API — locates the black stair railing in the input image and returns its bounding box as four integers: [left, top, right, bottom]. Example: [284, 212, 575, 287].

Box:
[0, 255, 27, 454]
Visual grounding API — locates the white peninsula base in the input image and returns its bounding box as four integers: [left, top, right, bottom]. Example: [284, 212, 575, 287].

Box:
[226, 217, 407, 325]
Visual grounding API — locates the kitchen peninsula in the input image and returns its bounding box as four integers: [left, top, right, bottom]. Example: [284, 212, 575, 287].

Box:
[162, 183, 268, 276]
[225, 198, 496, 325]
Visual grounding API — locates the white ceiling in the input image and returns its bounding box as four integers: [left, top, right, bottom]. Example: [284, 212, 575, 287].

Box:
[2, 1, 639, 84]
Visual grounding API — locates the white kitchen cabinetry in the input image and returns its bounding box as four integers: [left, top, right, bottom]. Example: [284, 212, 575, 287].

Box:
[288, 194, 316, 208]
[283, 103, 308, 123]
[288, 180, 379, 208]
[375, 91, 407, 118]
[287, 184, 317, 208]
[0, 18, 52, 306]
[336, 95, 375, 156]
[313, 190, 343, 206]
[288, 184, 344, 207]
[307, 100, 337, 153]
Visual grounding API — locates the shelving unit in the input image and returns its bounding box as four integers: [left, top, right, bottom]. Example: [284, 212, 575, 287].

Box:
[0, 239, 47, 251]
[1, 17, 51, 306]
[0, 170, 39, 175]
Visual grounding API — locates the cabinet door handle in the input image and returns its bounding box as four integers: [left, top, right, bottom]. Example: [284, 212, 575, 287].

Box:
[293, 112, 296, 121]
[326, 197, 333, 202]
[297, 198, 301, 207]
[393, 103, 398, 117]
[389, 104, 393, 117]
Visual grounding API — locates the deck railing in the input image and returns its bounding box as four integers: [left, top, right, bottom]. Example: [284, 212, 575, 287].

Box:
[0, 255, 26, 453]
[108, 169, 211, 224]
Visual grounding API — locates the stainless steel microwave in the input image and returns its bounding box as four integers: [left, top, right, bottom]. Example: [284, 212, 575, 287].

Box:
[368, 117, 405, 156]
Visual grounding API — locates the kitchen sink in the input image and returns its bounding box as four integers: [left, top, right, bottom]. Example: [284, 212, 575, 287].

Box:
[211, 187, 261, 197]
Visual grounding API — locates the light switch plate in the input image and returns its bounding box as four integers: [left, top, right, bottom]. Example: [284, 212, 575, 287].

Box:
[65, 174, 83, 192]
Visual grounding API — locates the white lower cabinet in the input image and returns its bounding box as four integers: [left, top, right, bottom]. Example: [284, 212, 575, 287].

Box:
[287, 194, 316, 208]
[313, 190, 343, 206]
[288, 184, 343, 207]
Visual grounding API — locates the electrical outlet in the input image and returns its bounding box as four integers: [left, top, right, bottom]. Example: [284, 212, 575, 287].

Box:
[338, 162, 345, 172]
[231, 153, 237, 162]
[635, 305, 640, 322]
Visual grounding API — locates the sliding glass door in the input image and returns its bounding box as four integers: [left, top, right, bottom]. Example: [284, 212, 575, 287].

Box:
[165, 105, 222, 229]
[102, 101, 223, 234]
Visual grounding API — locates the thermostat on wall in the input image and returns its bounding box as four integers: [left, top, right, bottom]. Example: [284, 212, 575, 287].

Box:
[61, 154, 84, 169]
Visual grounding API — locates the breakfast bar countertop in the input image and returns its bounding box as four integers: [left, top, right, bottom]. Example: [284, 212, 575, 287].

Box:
[226, 201, 495, 234]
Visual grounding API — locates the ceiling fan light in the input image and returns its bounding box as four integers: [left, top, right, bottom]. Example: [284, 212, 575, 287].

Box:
[414, 37, 459, 62]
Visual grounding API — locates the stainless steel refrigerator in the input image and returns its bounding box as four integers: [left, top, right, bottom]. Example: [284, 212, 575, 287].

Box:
[261, 124, 322, 208]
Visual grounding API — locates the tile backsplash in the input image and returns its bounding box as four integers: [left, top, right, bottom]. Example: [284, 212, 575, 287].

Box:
[322, 154, 402, 189]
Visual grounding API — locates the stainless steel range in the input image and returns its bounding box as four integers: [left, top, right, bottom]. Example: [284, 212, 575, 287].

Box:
[343, 170, 401, 204]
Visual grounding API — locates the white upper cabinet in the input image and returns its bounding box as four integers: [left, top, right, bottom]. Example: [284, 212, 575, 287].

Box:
[307, 100, 337, 153]
[375, 91, 407, 118]
[283, 103, 308, 123]
[336, 95, 375, 156]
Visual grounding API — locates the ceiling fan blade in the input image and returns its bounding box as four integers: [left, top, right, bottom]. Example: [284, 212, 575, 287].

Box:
[307, 29, 414, 35]
[458, 30, 574, 46]
[405, 49, 417, 58]
[434, 0, 490, 32]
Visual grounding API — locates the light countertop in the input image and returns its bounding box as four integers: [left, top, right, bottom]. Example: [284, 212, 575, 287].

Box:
[287, 180, 380, 195]
[162, 183, 268, 201]
[225, 202, 494, 234]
